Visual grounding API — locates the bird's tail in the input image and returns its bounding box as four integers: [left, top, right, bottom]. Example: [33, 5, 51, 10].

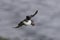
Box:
[31, 10, 38, 18]
[14, 25, 20, 28]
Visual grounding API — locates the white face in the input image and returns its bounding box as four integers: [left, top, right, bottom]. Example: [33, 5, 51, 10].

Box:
[23, 20, 31, 25]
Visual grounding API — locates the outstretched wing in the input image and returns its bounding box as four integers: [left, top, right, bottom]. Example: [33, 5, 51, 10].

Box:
[14, 21, 24, 28]
[30, 10, 38, 18]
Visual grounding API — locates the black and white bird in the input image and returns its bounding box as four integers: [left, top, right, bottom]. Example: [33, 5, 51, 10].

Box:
[14, 10, 38, 28]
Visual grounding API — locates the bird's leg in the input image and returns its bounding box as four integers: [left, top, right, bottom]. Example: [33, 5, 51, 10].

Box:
[31, 20, 35, 26]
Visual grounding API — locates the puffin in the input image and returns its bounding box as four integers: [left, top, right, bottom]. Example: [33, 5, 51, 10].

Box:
[14, 10, 38, 28]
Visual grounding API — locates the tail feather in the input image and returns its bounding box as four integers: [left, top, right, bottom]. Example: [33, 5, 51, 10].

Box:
[13, 26, 20, 28]
[15, 26, 20, 28]
[14, 25, 22, 28]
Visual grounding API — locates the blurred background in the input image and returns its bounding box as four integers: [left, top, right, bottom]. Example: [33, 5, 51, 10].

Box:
[0, 0, 60, 40]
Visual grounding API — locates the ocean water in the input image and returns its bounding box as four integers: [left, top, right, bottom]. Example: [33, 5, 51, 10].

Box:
[0, 0, 60, 40]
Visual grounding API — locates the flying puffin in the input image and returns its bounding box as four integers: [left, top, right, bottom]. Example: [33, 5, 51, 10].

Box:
[14, 10, 38, 28]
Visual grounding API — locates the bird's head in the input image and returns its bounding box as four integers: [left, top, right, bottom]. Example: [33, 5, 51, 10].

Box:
[26, 16, 31, 20]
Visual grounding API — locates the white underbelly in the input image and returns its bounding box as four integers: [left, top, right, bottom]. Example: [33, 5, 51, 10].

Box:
[23, 20, 31, 25]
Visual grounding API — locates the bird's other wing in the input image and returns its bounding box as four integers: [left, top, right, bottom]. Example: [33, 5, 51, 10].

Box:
[14, 21, 24, 28]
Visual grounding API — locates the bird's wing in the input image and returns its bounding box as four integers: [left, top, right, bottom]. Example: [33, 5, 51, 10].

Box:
[30, 10, 38, 18]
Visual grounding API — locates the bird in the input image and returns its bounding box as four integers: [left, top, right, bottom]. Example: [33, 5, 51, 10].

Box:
[14, 10, 38, 28]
